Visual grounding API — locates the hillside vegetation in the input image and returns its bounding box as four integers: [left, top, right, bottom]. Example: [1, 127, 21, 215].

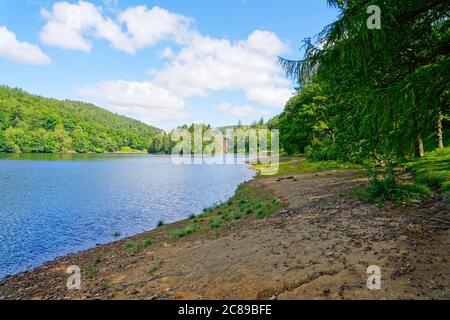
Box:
[0, 86, 161, 153]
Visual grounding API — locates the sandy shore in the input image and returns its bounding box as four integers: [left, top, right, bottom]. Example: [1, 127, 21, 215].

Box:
[0, 169, 449, 300]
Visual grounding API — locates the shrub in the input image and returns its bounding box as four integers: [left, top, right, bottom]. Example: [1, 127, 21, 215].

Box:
[143, 239, 153, 247]
[305, 138, 339, 161]
[209, 220, 222, 229]
[364, 166, 397, 203]
[157, 220, 165, 227]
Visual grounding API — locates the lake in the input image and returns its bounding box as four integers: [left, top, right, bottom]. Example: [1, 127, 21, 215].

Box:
[0, 153, 254, 279]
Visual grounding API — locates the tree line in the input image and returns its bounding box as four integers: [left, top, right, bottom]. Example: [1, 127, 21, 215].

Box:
[274, 0, 449, 163]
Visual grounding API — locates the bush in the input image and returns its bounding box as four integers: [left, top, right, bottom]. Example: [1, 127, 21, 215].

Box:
[209, 220, 222, 229]
[305, 138, 339, 161]
[157, 220, 165, 227]
[364, 166, 397, 202]
[143, 239, 154, 247]
[361, 166, 433, 204]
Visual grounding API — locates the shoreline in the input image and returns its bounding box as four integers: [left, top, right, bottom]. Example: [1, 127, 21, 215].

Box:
[0, 161, 258, 282]
[1, 168, 449, 300]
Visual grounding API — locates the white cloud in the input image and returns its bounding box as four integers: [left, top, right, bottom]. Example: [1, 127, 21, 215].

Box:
[0, 26, 51, 65]
[160, 47, 174, 59]
[102, 0, 118, 13]
[50, 2, 294, 126]
[117, 6, 191, 50]
[245, 86, 293, 108]
[153, 30, 292, 108]
[78, 80, 188, 125]
[217, 102, 270, 120]
[40, 1, 191, 54]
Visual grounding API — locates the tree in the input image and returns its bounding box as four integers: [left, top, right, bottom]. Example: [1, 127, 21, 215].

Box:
[277, 83, 330, 155]
[279, 0, 449, 161]
[0, 86, 161, 153]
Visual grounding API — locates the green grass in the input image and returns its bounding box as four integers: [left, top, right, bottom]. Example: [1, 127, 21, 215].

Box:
[147, 259, 164, 275]
[124, 239, 154, 252]
[253, 158, 362, 177]
[168, 183, 284, 238]
[442, 181, 450, 192]
[85, 256, 101, 278]
[406, 147, 450, 191]
[170, 225, 196, 238]
[143, 239, 154, 247]
[208, 219, 222, 228]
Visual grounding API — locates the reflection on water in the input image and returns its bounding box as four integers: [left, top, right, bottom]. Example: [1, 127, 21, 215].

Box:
[0, 153, 254, 278]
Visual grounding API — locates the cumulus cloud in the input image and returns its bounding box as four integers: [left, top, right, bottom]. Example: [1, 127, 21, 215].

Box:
[152, 30, 292, 108]
[245, 86, 293, 108]
[160, 47, 174, 59]
[78, 80, 188, 124]
[50, 2, 294, 125]
[217, 102, 270, 120]
[39, 1, 191, 54]
[0, 26, 51, 65]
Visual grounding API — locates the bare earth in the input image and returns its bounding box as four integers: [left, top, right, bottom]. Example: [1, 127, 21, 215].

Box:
[1, 170, 449, 300]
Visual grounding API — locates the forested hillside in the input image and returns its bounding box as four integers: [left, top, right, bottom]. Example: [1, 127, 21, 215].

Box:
[0, 86, 161, 153]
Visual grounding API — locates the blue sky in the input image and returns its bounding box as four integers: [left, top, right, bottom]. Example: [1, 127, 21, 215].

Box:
[0, 0, 338, 130]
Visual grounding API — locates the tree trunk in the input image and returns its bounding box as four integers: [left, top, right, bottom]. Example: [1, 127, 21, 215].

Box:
[415, 136, 425, 158]
[436, 113, 444, 149]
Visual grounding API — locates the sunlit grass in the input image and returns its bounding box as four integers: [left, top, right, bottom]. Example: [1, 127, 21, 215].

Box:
[168, 183, 284, 239]
[253, 158, 362, 177]
[406, 147, 450, 191]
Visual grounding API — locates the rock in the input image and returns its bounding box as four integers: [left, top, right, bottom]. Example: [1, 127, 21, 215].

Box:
[269, 295, 276, 300]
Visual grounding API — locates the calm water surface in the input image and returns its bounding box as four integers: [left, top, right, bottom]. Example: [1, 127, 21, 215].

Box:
[0, 153, 254, 279]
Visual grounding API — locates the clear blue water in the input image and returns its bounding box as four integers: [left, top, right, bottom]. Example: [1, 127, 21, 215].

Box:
[0, 154, 254, 279]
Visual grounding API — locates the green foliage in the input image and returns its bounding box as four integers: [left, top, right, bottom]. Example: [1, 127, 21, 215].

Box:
[84, 256, 101, 278]
[442, 181, 450, 192]
[415, 171, 447, 189]
[124, 240, 139, 252]
[0, 86, 160, 153]
[170, 225, 196, 238]
[143, 239, 154, 247]
[406, 147, 450, 191]
[358, 166, 432, 204]
[147, 259, 163, 275]
[305, 138, 339, 161]
[277, 83, 331, 155]
[278, 0, 449, 162]
[168, 183, 283, 238]
[208, 219, 222, 229]
[363, 166, 398, 203]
